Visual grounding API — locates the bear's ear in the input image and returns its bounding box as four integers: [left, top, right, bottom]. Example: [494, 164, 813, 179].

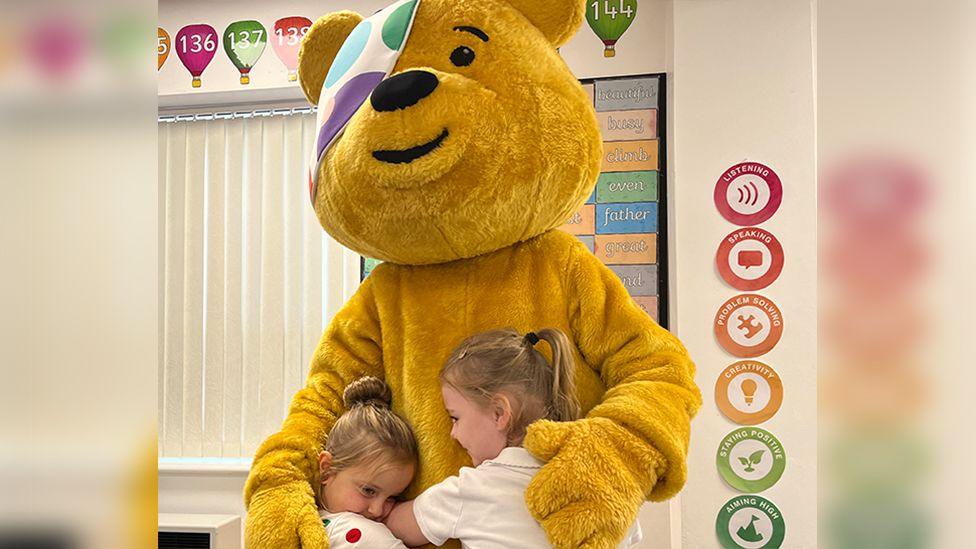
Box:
[298, 11, 364, 105]
[505, 0, 586, 47]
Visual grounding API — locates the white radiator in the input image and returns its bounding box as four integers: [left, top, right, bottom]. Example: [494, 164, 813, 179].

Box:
[158, 514, 241, 549]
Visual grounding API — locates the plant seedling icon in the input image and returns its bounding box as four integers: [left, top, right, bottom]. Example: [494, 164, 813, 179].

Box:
[738, 450, 765, 473]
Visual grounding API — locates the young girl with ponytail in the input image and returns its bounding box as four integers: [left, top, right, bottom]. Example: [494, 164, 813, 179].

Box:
[385, 328, 642, 548]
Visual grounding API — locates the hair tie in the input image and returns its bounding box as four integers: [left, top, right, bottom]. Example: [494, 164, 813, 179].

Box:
[525, 332, 539, 345]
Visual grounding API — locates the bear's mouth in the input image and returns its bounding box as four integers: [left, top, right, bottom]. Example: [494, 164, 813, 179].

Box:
[372, 129, 449, 164]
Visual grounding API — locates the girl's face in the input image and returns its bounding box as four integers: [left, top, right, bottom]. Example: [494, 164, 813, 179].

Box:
[318, 453, 414, 521]
[441, 384, 509, 466]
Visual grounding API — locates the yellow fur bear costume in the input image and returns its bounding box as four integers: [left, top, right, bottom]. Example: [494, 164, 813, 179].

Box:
[244, 0, 701, 547]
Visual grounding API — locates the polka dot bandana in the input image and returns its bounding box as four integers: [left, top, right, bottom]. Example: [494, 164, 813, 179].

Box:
[307, 0, 421, 204]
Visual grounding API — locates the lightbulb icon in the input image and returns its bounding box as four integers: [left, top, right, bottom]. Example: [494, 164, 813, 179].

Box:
[740, 378, 758, 406]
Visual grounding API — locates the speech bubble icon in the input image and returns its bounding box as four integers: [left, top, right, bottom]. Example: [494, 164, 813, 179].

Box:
[737, 250, 764, 269]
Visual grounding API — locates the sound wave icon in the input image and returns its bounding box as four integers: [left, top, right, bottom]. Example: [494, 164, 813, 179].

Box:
[736, 180, 761, 206]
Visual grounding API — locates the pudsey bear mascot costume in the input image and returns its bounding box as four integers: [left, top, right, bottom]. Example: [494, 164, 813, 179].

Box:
[244, 0, 701, 547]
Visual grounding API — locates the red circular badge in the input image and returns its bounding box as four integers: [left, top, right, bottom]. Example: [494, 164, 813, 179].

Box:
[714, 162, 783, 225]
[716, 227, 784, 291]
[345, 528, 362, 543]
[714, 294, 784, 357]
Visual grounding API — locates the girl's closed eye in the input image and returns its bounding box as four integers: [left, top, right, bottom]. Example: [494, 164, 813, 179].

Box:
[361, 485, 378, 497]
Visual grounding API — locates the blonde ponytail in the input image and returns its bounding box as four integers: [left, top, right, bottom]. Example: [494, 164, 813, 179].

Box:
[536, 328, 581, 423]
[441, 327, 582, 445]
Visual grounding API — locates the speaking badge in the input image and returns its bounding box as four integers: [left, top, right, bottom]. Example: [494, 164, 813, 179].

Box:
[716, 227, 784, 291]
[716, 427, 786, 492]
[714, 294, 784, 357]
[714, 162, 783, 226]
[716, 495, 786, 549]
[715, 360, 783, 425]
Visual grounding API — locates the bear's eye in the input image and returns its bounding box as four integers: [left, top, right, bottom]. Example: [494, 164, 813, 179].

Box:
[450, 46, 476, 67]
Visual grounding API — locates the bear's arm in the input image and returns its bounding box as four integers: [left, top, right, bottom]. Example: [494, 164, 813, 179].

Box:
[244, 276, 385, 506]
[567, 243, 702, 500]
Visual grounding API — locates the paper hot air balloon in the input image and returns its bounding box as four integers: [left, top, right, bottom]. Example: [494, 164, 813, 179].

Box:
[586, 0, 638, 57]
[28, 16, 87, 80]
[100, 14, 148, 73]
[223, 20, 267, 85]
[158, 27, 170, 70]
[272, 16, 312, 82]
[175, 24, 217, 88]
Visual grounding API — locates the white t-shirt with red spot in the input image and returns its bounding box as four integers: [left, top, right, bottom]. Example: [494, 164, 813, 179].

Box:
[412, 447, 643, 549]
[318, 509, 408, 549]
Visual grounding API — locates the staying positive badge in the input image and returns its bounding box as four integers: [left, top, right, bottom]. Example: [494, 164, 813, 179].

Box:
[716, 427, 786, 492]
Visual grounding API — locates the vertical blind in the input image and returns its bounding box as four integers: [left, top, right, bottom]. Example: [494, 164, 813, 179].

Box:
[158, 111, 360, 458]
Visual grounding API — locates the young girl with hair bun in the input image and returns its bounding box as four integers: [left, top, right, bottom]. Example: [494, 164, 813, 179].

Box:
[314, 376, 418, 548]
[385, 328, 642, 548]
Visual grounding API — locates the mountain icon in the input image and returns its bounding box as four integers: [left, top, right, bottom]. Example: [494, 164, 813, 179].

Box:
[736, 514, 765, 543]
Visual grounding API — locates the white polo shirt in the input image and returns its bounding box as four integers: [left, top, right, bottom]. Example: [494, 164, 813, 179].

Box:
[413, 447, 643, 548]
[318, 509, 408, 549]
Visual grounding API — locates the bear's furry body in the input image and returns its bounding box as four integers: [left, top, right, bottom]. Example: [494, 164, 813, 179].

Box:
[244, 1, 700, 547]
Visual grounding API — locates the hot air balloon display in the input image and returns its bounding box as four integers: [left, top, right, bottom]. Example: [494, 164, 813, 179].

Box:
[100, 14, 147, 72]
[28, 16, 87, 80]
[272, 16, 312, 82]
[585, 0, 637, 58]
[158, 27, 170, 70]
[223, 20, 267, 85]
[175, 24, 217, 88]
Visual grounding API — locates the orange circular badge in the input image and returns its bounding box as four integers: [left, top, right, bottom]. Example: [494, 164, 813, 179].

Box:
[715, 360, 784, 425]
[714, 294, 784, 357]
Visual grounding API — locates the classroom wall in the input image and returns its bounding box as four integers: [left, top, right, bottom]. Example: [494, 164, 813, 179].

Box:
[670, 0, 817, 547]
[159, 1, 818, 547]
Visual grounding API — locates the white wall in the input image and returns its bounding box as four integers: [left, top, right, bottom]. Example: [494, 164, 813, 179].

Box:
[670, 0, 817, 547]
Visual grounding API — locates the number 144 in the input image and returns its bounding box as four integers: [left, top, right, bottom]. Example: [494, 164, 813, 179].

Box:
[591, 0, 635, 19]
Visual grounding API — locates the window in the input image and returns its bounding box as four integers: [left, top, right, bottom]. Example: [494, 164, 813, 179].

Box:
[158, 109, 359, 458]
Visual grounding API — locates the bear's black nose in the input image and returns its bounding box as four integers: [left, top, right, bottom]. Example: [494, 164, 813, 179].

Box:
[370, 70, 439, 112]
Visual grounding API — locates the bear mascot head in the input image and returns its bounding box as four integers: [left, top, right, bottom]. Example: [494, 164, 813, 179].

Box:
[300, 0, 600, 265]
[243, 1, 700, 548]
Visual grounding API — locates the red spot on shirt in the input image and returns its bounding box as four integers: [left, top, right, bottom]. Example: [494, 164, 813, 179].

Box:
[345, 528, 362, 543]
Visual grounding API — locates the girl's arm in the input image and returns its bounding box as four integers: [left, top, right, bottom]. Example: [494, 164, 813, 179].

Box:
[384, 501, 429, 548]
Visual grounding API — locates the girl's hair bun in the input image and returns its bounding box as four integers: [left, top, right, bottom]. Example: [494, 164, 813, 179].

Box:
[343, 376, 393, 409]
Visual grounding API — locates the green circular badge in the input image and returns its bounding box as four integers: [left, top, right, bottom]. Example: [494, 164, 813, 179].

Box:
[716, 427, 786, 492]
[716, 495, 786, 549]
